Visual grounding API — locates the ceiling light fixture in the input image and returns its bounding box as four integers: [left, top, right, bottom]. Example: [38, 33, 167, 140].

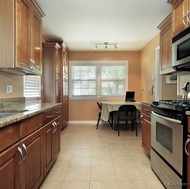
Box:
[94, 42, 118, 49]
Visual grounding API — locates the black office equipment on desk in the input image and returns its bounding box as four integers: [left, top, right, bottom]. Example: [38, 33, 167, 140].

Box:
[125, 91, 135, 102]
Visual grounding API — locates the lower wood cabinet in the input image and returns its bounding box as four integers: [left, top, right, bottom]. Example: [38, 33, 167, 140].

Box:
[141, 103, 151, 156]
[0, 105, 61, 189]
[187, 134, 190, 189]
[0, 127, 44, 189]
[20, 127, 44, 189]
[0, 142, 20, 189]
[44, 116, 61, 177]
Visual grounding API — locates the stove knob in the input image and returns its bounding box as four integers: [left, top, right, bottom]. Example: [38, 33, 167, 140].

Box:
[152, 101, 159, 106]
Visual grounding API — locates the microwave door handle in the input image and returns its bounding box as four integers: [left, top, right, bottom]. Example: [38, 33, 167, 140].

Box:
[151, 111, 182, 124]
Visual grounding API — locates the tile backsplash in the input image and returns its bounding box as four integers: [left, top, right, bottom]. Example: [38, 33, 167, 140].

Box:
[177, 73, 190, 96]
[0, 72, 23, 98]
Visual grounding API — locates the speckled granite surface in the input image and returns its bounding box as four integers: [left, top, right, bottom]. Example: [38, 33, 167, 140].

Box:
[0, 98, 61, 128]
[141, 101, 152, 105]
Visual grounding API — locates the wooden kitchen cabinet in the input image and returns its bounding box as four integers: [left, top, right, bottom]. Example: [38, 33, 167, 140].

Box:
[187, 116, 190, 188]
[61, 44, 69, 129]
[0, 0, 44, 74]
[168, 0, 190, 37]
[42, 42, 62, 103]
[19, 127, 44, 189]
[62, 97, 69, 129]
[0, 123, 21, 189]
[0, 142, 21, 189]
[158, 13, 175, 75]
[0, 105, 61, 189]
[44, 107, 61, 177]
[141, 103, 151, 156]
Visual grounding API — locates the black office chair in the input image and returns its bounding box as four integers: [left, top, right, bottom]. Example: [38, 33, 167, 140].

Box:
[117, 105, 138, 136]
[96, 102, 114, 129]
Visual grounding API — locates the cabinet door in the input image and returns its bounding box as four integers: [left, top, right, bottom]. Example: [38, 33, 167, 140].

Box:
[172, 0, 187, 36]
[16, 0, 31, 69]
[53, 117, 61, 159]
[0, 143, 21, 189]
[160, 25, 173, 74]
[43, 121, 54, 176]
[188, 136, 190, 189]
[20, 127, 44, 189]
[62, 97, 69, 129]
[31, 10, 42, 74]
[42, 42, 61, 103]
[142, 114, 151, 156]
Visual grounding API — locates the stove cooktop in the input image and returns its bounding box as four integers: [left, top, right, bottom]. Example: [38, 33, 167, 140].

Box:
[152, 100, 190, 111]
[151, 100, 190, 121]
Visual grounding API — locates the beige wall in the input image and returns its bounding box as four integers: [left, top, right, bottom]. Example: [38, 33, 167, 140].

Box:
[140, 34, 159, 102]
[69, 51, 141, 121]
[0, 72, 23, 98]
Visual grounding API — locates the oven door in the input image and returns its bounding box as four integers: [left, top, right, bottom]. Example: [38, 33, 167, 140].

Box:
[151, 111, 183, 175]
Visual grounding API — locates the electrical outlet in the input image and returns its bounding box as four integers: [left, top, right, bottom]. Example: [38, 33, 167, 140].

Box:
[6, 85, 13, 93]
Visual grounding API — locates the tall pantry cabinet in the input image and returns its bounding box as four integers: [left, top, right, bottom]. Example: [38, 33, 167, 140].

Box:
[42, 42, 69, 129]
[62, 47, 69, 128]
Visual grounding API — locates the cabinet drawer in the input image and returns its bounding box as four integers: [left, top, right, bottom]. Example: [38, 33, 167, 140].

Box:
[44, 109, 54, 124]
[142, 114, 151, 123]
[0, 122, 20, 152]
[53, 105, 62, 118]
[142, 104, 151, 116]
[20, 113, 44, 138]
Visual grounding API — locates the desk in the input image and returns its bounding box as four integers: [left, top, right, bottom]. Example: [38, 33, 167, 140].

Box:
[101, 101, 142, 121]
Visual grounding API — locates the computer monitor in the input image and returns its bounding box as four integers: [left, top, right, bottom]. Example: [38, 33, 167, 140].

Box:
[125, 91, 135, 102]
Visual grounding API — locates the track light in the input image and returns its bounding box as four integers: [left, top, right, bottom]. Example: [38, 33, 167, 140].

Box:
[94, 42, 118, 49]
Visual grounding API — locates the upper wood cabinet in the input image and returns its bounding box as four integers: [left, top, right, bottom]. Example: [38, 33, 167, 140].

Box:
[158, 13, 175, 75]
[0, 0, 44, 74]
[168, 0, 190, 36]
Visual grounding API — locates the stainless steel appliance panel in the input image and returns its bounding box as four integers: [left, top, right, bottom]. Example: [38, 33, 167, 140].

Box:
[151, 149, 182, 189]
[151, 111, 183, 175]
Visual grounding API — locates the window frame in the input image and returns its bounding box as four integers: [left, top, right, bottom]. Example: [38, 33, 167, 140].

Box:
[69, 60, 128, 100]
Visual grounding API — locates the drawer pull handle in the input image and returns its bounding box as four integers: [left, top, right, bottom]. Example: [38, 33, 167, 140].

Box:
[144, 109, 149, 111]
[22, 143, 28, 161]
[52, 122, 56, 133]
[18, 147, 23, 166]
[55, 111, 60, 114]
[46, 115, 53, 118]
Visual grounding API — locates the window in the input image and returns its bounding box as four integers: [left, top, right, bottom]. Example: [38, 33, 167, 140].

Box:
[24, 75, 41, 98]
[70, 61, 128, 99]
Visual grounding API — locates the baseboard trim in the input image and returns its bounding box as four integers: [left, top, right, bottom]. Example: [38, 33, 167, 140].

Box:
[68, 120, 97, 124]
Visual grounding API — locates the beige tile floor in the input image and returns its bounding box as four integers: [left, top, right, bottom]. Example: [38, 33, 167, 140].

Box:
[40, 123, 164, 189]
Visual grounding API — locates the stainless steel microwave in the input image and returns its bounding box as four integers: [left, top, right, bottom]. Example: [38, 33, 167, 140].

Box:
[172, 27, 190, 69]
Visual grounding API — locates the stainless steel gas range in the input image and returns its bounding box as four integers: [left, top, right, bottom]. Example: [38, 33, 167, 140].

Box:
[151, 100, 189, 189]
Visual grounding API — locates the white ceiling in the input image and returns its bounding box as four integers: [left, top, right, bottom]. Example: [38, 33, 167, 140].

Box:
[36, 0, 171, 51]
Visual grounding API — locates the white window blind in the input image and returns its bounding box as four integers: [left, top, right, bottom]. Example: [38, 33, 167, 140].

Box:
[70, 61, 128, 99]
[24, 75, 41, 98]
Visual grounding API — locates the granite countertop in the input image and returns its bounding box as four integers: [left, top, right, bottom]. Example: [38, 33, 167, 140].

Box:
[141, 101, 152, 105]
[0, 98, 61, 128]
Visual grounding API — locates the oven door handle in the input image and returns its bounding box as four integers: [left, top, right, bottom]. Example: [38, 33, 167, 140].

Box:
[151, 111, 182, 124]
[185, 138, 190, 156]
